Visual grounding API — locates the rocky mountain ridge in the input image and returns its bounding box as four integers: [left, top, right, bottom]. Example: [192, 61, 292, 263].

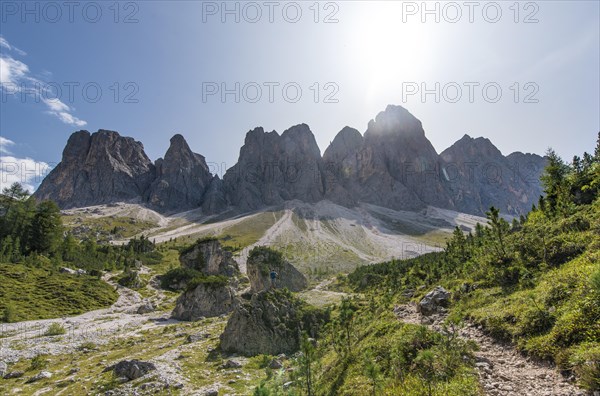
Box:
[34, 105, 546, 216]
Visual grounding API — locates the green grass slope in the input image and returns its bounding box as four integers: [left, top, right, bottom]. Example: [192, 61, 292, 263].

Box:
[0, 264, 118, 322]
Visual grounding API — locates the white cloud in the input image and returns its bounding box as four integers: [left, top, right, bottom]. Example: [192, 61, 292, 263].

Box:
[1, 36, 87, 127]
[0, 155, 52, 193]
[0, 56, 29, 85]
[43, 98, 87, 127]
[0, 137, 15, 154]
[0, 36, 26, 56]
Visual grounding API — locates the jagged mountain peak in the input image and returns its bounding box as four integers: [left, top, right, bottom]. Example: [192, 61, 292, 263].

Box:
[36, 104, 545, 217]
[366, 104, 424, 138]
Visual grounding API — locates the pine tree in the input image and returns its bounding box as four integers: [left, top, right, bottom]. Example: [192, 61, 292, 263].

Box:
[485, 206, 509, 261]
[540, 149, 570, 214]
[29, 201, 63, 256]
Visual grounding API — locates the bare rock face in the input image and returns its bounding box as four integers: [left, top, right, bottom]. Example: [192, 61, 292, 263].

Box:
[223, 124, 325, 211]
[179, 238, 239, 277]
[220, 290, 322, 356]
[323, 106, 451, 211]
[440, 135, 546, 216]
[172, 281, 236, 320]
[34, 130, 156, 208]
[201, 176, 228, 213]
[246, 247, 307, 293]
[146, 134, 213, 211]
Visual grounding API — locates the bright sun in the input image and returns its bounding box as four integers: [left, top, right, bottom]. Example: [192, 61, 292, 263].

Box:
[350, 3, 434, 100]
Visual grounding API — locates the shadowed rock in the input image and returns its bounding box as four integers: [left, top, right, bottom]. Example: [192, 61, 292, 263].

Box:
[246, 246, 307, 293]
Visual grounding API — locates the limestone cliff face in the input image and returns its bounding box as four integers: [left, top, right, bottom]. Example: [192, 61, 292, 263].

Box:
[222, 124, 325, 211]
[323, 106, 451, 211]
[146, 134, 213, 211]
[34, 130, 155, 208]
[440, 134, 546, 215]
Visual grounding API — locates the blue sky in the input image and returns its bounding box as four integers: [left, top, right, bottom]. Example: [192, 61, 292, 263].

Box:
[1, 1, 599, 191]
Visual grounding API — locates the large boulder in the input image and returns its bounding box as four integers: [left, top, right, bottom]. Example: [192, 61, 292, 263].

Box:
[172, 280, 236, 321]
[246, 247, 307, 293]
[417, 286, 451, 316]
[180, 238, 239, 277]
[104, 360, 156, 381]
[220, 290, 324, 356]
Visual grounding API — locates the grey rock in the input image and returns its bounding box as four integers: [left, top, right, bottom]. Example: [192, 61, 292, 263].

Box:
[220, 290, 321, 356]
[180, 238, 239, 277]
[3, 370, 24, 379]
[26, 371, 52, 383]
[204, 389, 219, 396]
[137, 302, 155, 314]
[104, 359, 156, 381]
[246, 247, 307, 293]
[269, 359, 283, 369]
[222, 359, 242, 369]
[0, 361, 7, 377]
[417, 286, 451, 316]
[172, 282, 236, 321]
[59, 267, 76, 275]
[34, 130, 156, 208]
[186, 332, 210, 343]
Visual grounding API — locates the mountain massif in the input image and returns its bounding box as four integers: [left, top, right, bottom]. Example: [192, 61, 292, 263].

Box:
[34, 105, 546, 216]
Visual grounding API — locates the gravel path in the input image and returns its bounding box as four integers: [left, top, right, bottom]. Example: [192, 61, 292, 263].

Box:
[394, 303, 587, 396]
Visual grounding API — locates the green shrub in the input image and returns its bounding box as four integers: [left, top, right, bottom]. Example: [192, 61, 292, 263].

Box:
[2, 304, 17, 323]
[160, 267, 202, 290]
[44, 322, 67, 336]
[185, 275, 229, 291]
[29, 355, 49, 371]
[570, 344, 600, 391]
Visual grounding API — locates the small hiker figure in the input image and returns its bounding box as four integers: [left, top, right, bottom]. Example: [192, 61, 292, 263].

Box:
[269, 269, 278, 289]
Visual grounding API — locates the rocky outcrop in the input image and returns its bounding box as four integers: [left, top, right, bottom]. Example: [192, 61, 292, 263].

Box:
[417, 286, 451, 316]
[172, 281, 236, 320]
[146, 134, 213, 211]
[222, 124, 325, 211]
[34, 130, 156, 208]
[440, 135, 546, 216]
[179, 238, 239, 277]
[246, 247, 307, 293]
[220, 290, 323, 356]
[104, 360, 156, 381]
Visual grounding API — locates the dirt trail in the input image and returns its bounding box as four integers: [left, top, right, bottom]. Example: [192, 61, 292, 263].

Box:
[394, 303, 586, 396]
